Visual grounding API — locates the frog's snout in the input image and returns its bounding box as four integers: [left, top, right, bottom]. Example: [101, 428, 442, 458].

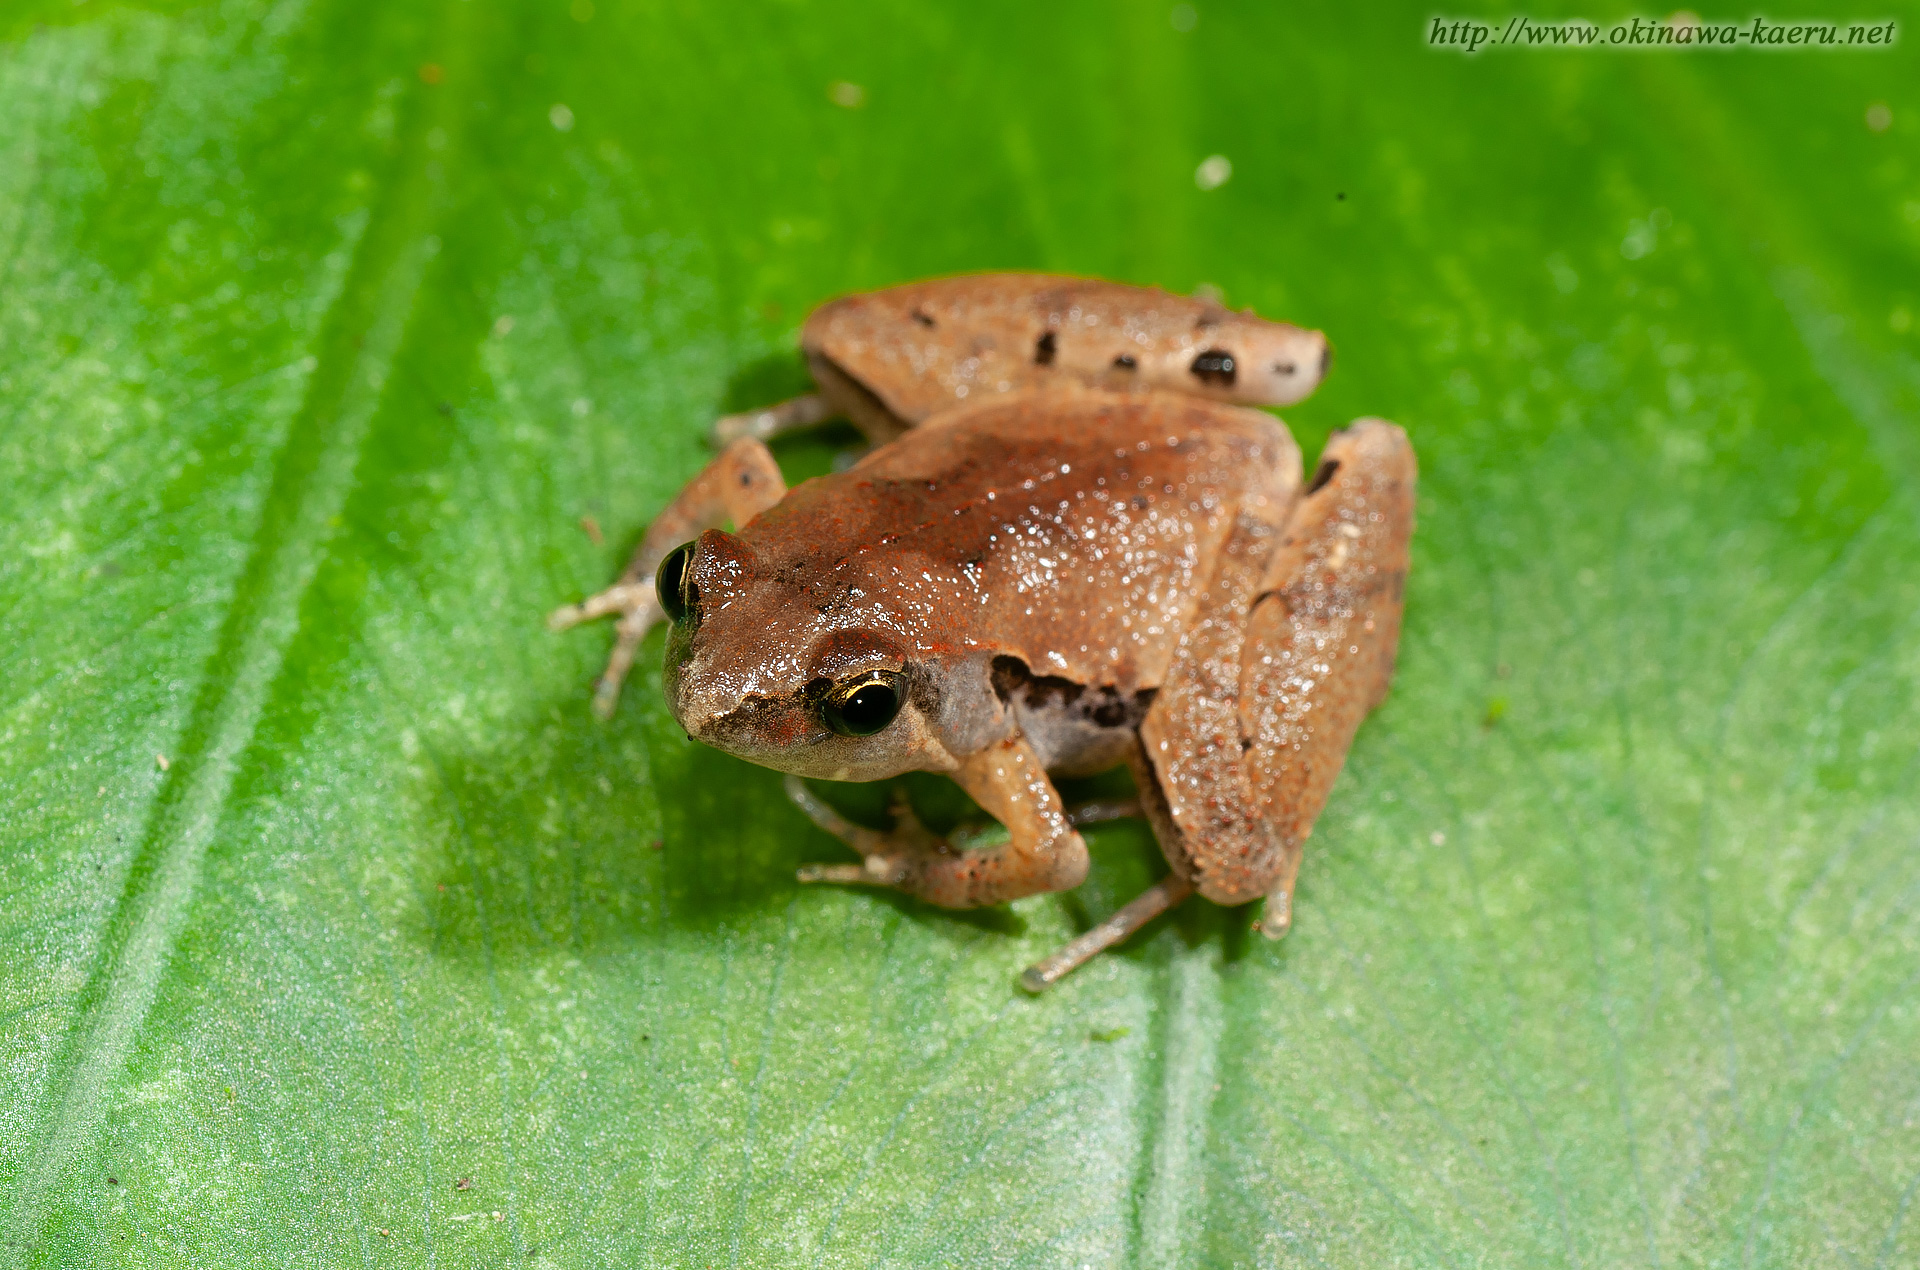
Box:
[1239, 322, 1331, 407]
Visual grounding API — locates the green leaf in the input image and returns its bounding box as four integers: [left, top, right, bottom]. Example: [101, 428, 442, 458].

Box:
[5, 2, 1919, 1264]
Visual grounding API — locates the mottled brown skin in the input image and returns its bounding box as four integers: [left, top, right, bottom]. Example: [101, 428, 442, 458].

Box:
[551, 275, 1412, 988]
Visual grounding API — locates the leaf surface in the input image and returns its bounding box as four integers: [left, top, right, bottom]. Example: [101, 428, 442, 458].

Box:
[4, 3, 1919, 1265]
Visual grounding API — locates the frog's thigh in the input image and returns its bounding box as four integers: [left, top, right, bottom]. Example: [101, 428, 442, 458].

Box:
[1137, 489, 1294, 907]
[1239, 419, 1416, 934]
[548, 438, 786, 717]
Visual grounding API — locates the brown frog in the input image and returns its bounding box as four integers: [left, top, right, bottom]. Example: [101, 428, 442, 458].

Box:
[550, 274, 1414, 989]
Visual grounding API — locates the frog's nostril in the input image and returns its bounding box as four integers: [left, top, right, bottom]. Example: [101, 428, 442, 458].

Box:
[1319, 343, 1333, 378]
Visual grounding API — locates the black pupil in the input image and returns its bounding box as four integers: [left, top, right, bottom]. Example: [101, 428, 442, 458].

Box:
[831, 679, 902, 736]
[656, 542, 696, 624]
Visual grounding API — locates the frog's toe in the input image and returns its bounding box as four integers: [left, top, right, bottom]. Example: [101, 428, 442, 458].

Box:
[784, 774, 862, 845]
[796, 862, 865, 885]
[788, 777, 949, 894]
[1020, 873, 1194, 993]
[1256, 891, 1292, 939]
[1064, 796, 1142, 827]
[710, 392, 831, 446]
[546, 581, 652, 632]
[796, 855, 911, 888]
[590, 605, 657, 720]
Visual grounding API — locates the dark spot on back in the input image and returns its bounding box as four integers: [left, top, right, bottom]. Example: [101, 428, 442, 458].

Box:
[1307, 458, 1341, 495]
[1112, 354, 1136, 370]
[911, 308, 936, 327]
[1190, 348, 1236, 387]
[1034, 332, 1057, 365]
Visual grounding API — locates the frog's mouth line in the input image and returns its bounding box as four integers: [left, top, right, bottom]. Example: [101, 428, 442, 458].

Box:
[697, 693, 827, 753]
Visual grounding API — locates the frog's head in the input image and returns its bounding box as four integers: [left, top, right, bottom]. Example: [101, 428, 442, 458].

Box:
[1179, 315, 1331, 408]
[655, 529, 959, 781]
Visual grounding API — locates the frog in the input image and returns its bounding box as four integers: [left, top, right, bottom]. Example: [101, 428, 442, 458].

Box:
[549, 274, 1414, 989]
[551, 274, 1335, 717]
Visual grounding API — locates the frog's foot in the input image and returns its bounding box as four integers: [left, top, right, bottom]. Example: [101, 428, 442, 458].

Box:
[546, 581, 655, 636]
[549, 436, 787, 718]
[789, 776, 948, 889]
[547, 584, 663, 720]
[1019, 873, 1195, 993]
[711, 393, 832, 446]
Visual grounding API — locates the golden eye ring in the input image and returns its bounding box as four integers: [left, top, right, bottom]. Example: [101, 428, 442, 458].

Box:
[821, 670, 907, 737]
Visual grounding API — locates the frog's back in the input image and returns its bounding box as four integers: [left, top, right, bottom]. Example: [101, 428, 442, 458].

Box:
[800, 274, 1329, 429]
[735, 389, 1299, 697]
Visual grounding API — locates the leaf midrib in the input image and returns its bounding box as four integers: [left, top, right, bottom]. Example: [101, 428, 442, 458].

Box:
[2, 4, 469, 1252]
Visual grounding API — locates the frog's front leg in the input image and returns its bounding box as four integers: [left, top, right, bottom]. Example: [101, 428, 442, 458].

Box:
[793, 734, 1090, 908]
[548, 438, 786, 718]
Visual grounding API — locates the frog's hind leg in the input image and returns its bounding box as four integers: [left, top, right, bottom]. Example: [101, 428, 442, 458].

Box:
[713, 354, 915, 452]
[1239, 418, 1416, 937]
[1019, 873, 1194, 993]
[710, 393, 832, 446]
[1134, 438, 1302, 911]
[548, 437, 786, 717]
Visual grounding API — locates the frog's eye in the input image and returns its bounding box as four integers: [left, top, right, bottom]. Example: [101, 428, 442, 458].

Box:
[655, 541, 698, 624]
[821, 670, 907, 737]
